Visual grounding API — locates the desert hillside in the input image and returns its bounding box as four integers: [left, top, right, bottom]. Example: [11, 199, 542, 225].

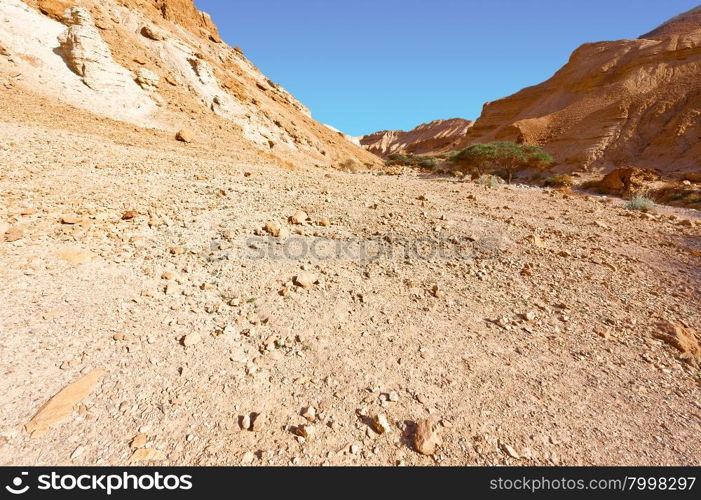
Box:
[361, 118, 473, 157]
[0, 1, 699, 467]
[0, 0, 380, 169]
[456, 5, 701, 176]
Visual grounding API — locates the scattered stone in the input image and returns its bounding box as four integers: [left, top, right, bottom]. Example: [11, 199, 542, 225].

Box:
[121, 210, 138, 220]
[264, 221, 281, 237]
[59, 216, 84, 225]
[317, 218, 331, 227]
[388, 391, 399, 402]
[293, 272, 318, 289]
[413, 418, 441, 456]
[26, 369, 106, 436]
[176, 129, 194, 143]
[301, 406, 316, 422]
[181, 333, 202, 347]
[294, 424, 315, 439]
[654, 321, 700, 366]
[289, 210, 309, 225]
[130, 434, 148, 449]
[140, 26, 163, 41]
[240, 414, 252, 430]
[241, 451, 255, 464]
[371, 414, 391, 434]
[501, 442, 521, 459]
[3, 226, 23, 242]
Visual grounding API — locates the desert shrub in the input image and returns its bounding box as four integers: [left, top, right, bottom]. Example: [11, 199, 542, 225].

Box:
[543, 174, 574, 188]
[477, 174, 501, 189]
[452, 142, 554, 183]
[418, 157, 438, 168]
[626, 195, 655, 212]
[385, 153, 439, 169]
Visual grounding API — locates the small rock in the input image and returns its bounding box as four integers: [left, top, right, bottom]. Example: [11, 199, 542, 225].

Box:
[317, 218, 331, 227]
[181, 333, 201, 347]
[3, 226, 23, 242]
[501, 442, 520, 459]
[140, 26, 163, 41]
[130, 433, 148, 449]
[176, 129, 194, 143]
[59, 216, 84, 225]
[289, 210, 309, 225]
[301, 406, 316, 422]
[293, 272, 318, 289]
[371, 414, 391, 434]
[264, 221, 281, 237]
[121, 210, 138, 220]
[241, 451, 255, 464]
[414, 418, 441, 456]
[295, 424, 315, 439]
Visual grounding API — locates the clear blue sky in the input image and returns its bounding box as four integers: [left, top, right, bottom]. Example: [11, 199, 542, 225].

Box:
[195, 0, 699, 136]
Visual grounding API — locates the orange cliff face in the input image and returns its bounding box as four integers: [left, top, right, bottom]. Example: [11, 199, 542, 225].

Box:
[360, 118, 473, 157]
[457, 6, 701, 176]
[3, 0, 380, 169]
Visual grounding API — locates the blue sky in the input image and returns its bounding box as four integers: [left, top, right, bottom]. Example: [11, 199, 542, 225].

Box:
[195, 0, 699, 136]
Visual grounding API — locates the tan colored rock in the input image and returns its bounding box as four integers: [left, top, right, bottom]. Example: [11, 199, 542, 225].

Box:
[59, 215, 85, 224]
[414, 418, 441, 455]
[3, 226, 23, 242]
[55, 248, 95, 265]
[264, 221, 281, 237]
[37, 0, 73, 21]
[26, 369, 106, 435]
[361, 118, 473, 157]
[176, 128, 194, 143]
[371, 414, 391, 434]
[140, 25, 163, 41]
[289, 210, 309, 225]
[654, 321, 700, 366]
[293, 272, 318, 289]
[134, 68, 159, 90]
[301, 406, 316, 422]
[121, 210, 138, 220]
[181, 333, 201, 346]
[130, 433, 148, 449]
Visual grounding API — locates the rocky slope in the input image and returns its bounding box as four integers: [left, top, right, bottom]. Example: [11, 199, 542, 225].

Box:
[0, 0, 380, 169]
[361, 118, 473, 157]
[456, 6, 701, 176]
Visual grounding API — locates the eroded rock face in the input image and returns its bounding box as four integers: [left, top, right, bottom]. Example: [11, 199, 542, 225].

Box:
[153, 0, 221, 42]
[58, 7, 149, 98]
[361, 118, 473, 157]
[457, 6, 701, 175]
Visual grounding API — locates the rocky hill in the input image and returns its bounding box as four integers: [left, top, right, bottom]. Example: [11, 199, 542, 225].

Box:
[361, 118, 473, 157]
[0, 0, 380, 169]
[456, 5, 701, 176]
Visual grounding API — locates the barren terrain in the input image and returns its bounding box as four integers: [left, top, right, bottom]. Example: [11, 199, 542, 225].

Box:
[1, 88, 700, 466]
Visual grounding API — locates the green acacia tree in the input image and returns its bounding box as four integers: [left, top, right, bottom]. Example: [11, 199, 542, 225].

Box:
[452, 141, 554, 183]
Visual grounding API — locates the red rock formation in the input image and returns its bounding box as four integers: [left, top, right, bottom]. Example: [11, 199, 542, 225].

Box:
[361, 118, 473, 157]
[457, 6, 701, 176]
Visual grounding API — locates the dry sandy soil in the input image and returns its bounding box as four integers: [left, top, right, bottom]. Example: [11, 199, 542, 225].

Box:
[1, 89, 700, 467]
